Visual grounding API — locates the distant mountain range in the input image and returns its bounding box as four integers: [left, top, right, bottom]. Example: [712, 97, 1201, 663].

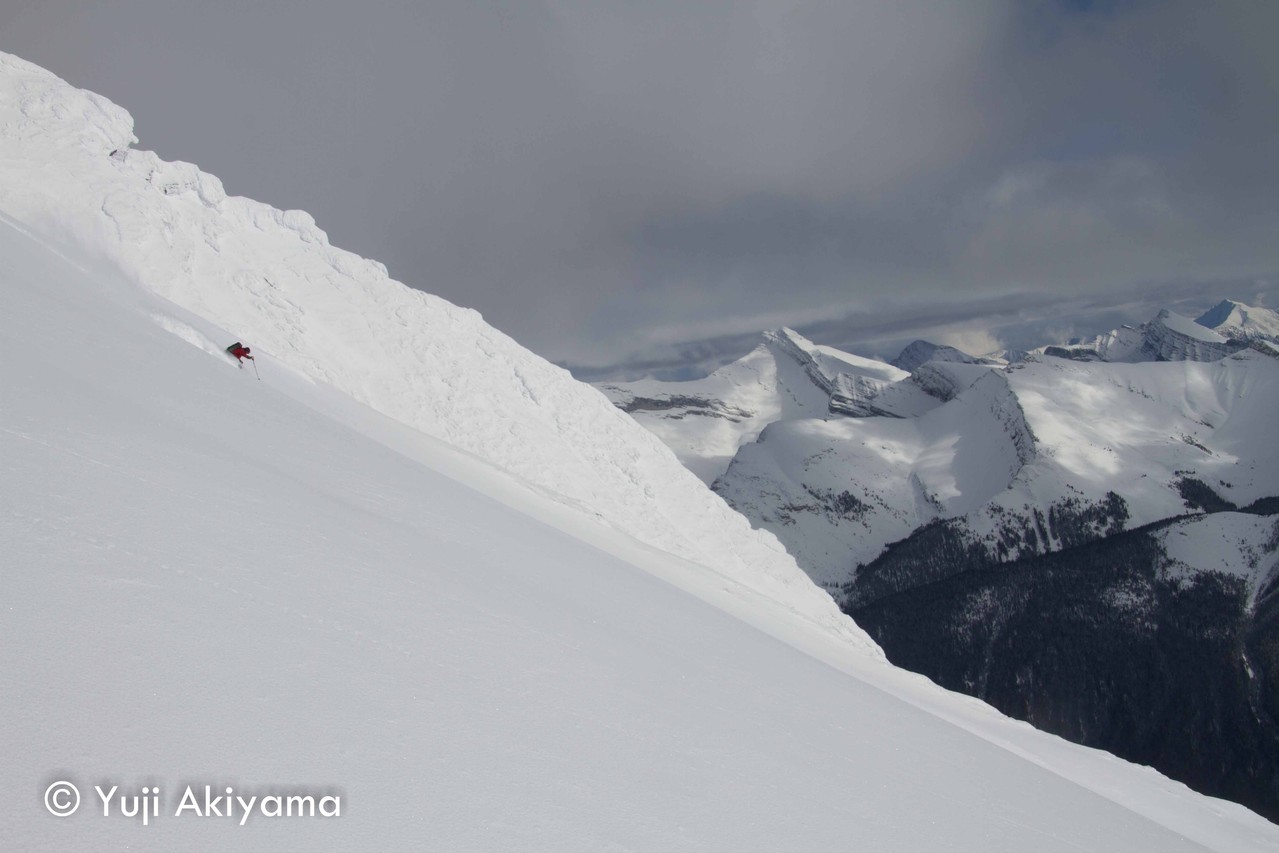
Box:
[1046, 300, 1279, 363]
[599, 301, 1279, 820]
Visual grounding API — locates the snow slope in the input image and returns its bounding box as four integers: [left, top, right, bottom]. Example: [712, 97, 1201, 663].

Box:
[5, 51, 1279, 851]
[5, 155, 1278, 853]
[0, 50, 863, 654]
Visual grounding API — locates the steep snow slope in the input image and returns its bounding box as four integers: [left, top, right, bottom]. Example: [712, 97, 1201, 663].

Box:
[0, 50, 863, 652]
[6, 142, 1279, 853]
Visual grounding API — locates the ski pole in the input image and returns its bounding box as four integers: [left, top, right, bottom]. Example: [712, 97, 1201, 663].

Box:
[251, 358, 261, 380]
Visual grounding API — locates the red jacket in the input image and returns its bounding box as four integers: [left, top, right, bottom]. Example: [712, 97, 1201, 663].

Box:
[230, 345, 253, 361]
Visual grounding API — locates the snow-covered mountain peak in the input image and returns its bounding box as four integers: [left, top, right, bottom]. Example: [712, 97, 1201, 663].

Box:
[760, 325, 810, 349]
[759, 326, 905, 384]
[1043, 305, 1257, 363]
[890, 339, 1003, 373]
[599, 330, 840, 484]
[598, 328, 926, 483]
[1125, 307, 1241, 361]
[1198, 299, 1248, 330]
[1196, 299, 1279, 343]
[1155, 307, 1228, 343]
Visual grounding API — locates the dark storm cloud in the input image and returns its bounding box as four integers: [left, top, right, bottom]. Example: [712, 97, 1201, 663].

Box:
[3, 1, 1277, 371]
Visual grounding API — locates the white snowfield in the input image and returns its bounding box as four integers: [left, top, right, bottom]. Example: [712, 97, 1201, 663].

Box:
[4, 51, 1279, 852]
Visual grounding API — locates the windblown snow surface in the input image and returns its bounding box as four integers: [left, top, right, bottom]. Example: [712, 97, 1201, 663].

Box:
[4, 51, 1279, 851]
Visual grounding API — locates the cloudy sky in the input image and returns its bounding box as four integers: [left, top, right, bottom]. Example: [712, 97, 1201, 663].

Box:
[4, 1, 1277, 375]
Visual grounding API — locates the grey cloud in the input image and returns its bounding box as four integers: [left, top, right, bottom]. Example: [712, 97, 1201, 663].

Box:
[3, 0, 1277, 371]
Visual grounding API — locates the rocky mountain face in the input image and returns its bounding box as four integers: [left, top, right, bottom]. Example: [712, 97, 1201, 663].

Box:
[1043, 307, 1260, 362]
[600, 306, 1279, 821]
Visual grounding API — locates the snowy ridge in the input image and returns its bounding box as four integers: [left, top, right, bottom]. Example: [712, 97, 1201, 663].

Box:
[908, 360, 997, 403]
[766, 327, 913, 417]
[0, 51, 873, 654]
[599, 331, 834, 484]
[1048, 308, 1249, 363]
[1197, 299, 1279, 343]
[1145, 309, 1239, 360]
[765, 327, 839, 396]
[968, 370, 1037, 471]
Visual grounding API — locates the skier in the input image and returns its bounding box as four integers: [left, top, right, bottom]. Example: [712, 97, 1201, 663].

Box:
[226, 342, 255, 364]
